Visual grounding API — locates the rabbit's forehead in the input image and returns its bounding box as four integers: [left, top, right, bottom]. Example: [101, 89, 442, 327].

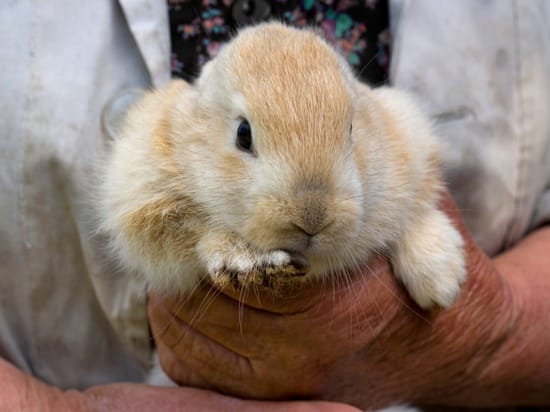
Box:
[243, 81, 352, 138]
[232, 25, 351, 105]
[227, 32, 353, 136]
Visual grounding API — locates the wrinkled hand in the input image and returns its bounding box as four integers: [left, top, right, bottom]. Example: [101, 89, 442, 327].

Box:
[149, 192, 549, 409]
[0, 357, 360, 412]
[149, 252, 400, 400]
[81, 383, 361, 412]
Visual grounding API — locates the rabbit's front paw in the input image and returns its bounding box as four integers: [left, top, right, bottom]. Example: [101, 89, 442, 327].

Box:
[197, 232, 307, 289]
[393, 209, 466, 309]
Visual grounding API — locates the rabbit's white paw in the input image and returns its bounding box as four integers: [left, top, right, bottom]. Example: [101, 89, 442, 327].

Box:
[393, 209, 466, 309]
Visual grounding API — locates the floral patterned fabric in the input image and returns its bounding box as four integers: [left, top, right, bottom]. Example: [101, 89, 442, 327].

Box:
[168, 0, 390, 85]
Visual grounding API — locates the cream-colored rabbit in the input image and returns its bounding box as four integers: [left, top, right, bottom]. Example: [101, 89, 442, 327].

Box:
[99, 23, 465, 310]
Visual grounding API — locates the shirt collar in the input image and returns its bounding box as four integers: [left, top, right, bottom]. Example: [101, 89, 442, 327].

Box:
[118, 0, 171, 87]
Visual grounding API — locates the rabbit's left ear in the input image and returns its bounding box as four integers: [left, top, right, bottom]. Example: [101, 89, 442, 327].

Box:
[101, 88, 146, 141]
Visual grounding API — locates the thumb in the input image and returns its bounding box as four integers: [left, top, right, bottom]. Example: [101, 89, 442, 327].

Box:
[84, 383, 362, 412]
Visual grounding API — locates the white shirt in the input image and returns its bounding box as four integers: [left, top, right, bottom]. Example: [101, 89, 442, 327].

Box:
[392, 0, 550, 254]
[1, 0, 169, 387]
[0, 0, 548, 388]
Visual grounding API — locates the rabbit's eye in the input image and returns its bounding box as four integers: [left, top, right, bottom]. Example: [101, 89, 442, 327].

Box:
[236, 119, 254, 154]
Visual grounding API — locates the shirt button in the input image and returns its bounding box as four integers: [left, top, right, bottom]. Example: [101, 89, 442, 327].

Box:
[232, 0, 271, 26]
[101, 89, 144, 141]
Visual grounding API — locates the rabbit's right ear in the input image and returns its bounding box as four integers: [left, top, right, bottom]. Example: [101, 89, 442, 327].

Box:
[102, 88, 146, 141]
[197, 59, 216, 87]
[195, 59, 224, 108]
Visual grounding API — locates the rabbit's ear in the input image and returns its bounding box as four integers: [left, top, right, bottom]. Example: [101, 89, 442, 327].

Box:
[101, 88, 146, 141]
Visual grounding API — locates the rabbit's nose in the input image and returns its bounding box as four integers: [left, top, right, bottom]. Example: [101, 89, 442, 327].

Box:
[289, 190, 332, 237]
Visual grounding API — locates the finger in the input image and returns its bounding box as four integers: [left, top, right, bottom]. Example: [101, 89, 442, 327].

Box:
[154, 338, 211, 389]
[86, 383, 362, 412]
[149, 292, 254, 379]
[153, 310, 311, 398]
[211, 276, 330, 314]
[149, 287, 280, 354]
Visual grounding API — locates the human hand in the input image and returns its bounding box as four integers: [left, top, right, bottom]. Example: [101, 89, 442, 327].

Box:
[82, 383, 361, 412]
[0, 357, 360, 412]
[149, 191, 550, 409]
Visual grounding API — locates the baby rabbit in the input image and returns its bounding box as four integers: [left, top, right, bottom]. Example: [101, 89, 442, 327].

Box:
[99, 23, 465, 310]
